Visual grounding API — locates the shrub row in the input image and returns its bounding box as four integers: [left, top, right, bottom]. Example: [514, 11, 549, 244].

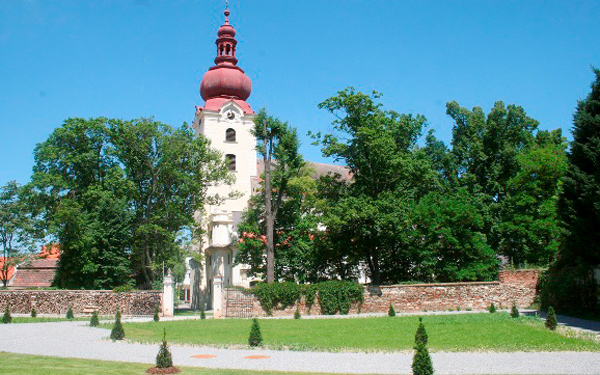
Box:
[251, 281, 363, 316]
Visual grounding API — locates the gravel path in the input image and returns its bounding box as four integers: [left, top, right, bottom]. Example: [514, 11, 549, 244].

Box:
[1, 321, 599, 374]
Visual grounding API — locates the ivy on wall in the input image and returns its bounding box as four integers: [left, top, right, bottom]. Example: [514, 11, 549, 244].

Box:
[251, 281, 363, 316]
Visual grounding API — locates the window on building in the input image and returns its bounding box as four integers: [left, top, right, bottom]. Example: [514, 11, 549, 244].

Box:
[225, 128, 236, 142]
[226, 154, 236, 171]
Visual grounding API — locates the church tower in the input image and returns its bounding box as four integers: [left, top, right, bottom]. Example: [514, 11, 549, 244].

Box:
[191, 6, 256, 314]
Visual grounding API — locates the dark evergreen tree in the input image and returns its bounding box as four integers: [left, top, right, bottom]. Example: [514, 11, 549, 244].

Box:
[90, 310, 99, 327]
[2, 305, 11, 323]
[156, 328, 174, 369]
[30, 307, 37, 318]
[294, 307, 301, 319]
[511, 303, 519, 318]
[412, 320, 434, 375]
[153, 306, 160, 322]
[488, 303, 496, 313]
[200, 308, 206, 320]
[110, 308, 125, 340]
[66, 305, 74, 319]
[415, 317, 428, 347]
[545, 306, 558, 330]
[557, 69, 600, 268]
[248, 318, 262, 347]
[388, 304, 396, 317]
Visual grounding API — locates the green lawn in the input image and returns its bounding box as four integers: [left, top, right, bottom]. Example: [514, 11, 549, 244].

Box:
[109, 313, 600, 352]
[0, 352, 351, 375]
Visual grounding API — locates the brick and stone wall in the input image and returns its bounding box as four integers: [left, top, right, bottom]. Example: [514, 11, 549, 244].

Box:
[0, 290, 162, 316]
[223, 269, 541, 318]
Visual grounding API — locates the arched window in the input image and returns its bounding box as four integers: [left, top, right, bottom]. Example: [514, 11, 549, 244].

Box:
[226, 154, 236, 171]
[225, 128, 236, 142]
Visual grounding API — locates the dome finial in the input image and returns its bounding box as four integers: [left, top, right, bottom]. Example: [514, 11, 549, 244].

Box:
[224, 1, 230, 23]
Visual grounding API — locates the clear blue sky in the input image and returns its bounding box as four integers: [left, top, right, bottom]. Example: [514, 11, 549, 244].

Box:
[1, 0, 599, 185]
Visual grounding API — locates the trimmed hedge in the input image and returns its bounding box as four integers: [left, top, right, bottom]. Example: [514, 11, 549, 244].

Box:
[251, 281, 363, 316]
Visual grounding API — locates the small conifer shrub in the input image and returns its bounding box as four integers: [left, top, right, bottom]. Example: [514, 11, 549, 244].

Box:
[2, 305, 11, 323]
[412, 321, 434, 375]
[110, 308, 125, 340]
[30, 307, 37, 318]
[156, 328, 174, 368]
[154, 306, 160, 322]
[511, 302, 519, 318]
[294, 307, 301, 319]
[248, 318, 262, 347]
[200, 308, 206, 320]
[388, 304, 396, 317]
[488, 303, 496, 313]
[90, 310, 99, 327]
[66, 305, 74, 319]
[415, 317, 428, 347]
[545, 306, 558, 330]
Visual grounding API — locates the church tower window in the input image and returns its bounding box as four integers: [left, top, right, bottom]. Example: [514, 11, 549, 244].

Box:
[225, 128, 236, 142]
[226, 154, 236, 171]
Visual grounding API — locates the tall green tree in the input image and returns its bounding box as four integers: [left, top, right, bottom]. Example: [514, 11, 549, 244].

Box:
[236, 109, 310, 283]
[314, 88, 433, 284]
[0, 181, 38, 287]
[31, 117, 228, 289]
[446, 101, 565, 266]
[557, 69, 600, 267]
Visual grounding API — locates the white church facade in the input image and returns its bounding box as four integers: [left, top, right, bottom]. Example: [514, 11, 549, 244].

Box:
[187, 7, 258, 314]
[183, 8, 363, 315]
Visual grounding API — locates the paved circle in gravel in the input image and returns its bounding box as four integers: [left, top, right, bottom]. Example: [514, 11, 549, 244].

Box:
[1, 320, 599, 374]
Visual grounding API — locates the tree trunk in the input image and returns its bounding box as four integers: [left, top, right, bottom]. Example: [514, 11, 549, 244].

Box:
[263, 120, 275, 283]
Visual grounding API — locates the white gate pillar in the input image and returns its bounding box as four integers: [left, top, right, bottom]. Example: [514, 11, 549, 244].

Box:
[213, 275, 223, 318]
[162, 270, 174, 317]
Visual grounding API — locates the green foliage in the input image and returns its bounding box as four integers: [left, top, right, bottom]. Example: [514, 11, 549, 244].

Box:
[66, 305, 74, 319]
[0, 181, 40, 287]
[303, 284, 317, 313]
[236, 109, 317, 283]
[251, 281, 363, 316]
[200, 308, 206, 320]
[30, 117, 229, 289]
[488, 303, 496, 313]
[2, 305, 11, 323]
[414, 317, 428, 347]
[412, 340, 434, 375]
[511, 303, 519, 318]
[110, 308, 125, 340]
[90, 310, 99, 327]
[294, 307, 301, 319]
[539, 266, 598, 315]
[317, 281, 363, 315]
[155, 328, 174, 369]
[388, 304, 396, 317]
[248, 318, 262, 347]
[252, 282, 302, 316]
[30, 307, 36, 318]
[153, 306, 160, 322]
[545, 306, 557, 330]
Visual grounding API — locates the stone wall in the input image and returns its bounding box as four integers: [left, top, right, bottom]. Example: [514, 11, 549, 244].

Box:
[223, 269, 541, 318]
[0, 290, 162, 316]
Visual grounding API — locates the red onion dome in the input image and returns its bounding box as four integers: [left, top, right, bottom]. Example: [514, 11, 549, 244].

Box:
[200, 66, 252, 101]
